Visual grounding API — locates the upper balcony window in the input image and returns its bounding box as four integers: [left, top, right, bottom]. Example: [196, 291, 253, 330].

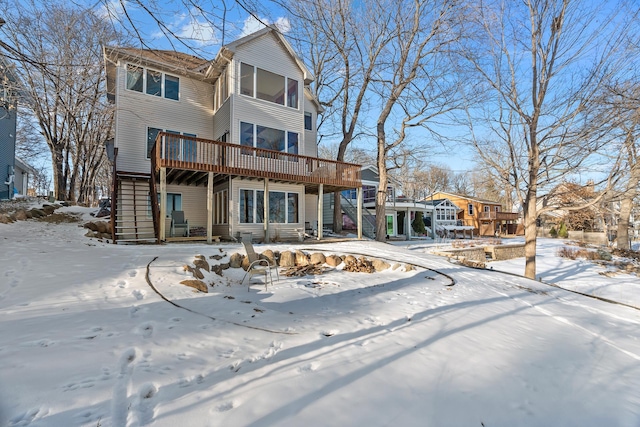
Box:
[241, 121, 298, 154]
[126, 64, 179, 101]
[240, 62, 298, 109]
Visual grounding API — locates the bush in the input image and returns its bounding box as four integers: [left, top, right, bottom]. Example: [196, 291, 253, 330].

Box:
[549, 227, 558, 238]
[412, 212, 426, 235]
[558, 222, 569, 238]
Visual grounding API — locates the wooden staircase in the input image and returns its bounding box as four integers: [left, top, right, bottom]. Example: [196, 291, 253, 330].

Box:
[111, 172, 158, 244]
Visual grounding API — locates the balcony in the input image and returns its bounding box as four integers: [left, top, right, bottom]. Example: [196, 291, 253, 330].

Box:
[151, 132, 361, 194]
[479, 211, 520, 221]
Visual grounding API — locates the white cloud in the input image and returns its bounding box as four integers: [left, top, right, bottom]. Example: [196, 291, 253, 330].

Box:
[97, 0, 127, 21]
[175, 10, 220, 46]
[240, 15, 291, 37]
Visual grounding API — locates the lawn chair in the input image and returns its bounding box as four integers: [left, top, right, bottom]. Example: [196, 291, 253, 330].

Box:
[170, 210, 189, 237]
[241, 241, 279, 291]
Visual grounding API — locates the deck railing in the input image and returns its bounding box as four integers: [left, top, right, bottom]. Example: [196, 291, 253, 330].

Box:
[154, 132, 361, 188]
[479, 211, 520, 221]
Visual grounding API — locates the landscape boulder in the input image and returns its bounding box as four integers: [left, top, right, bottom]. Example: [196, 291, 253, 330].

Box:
[295, 250, 310, 266]
[179, 279, 208, 293]
[279, 251, 295, 267]
[372, 259, 390, 271]
[325, 255, 342, 267]
[229, 253, 244, 268]
[309, 252, 326, 265]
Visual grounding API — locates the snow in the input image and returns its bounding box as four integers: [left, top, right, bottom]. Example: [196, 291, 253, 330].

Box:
[1, 204, 640, 426]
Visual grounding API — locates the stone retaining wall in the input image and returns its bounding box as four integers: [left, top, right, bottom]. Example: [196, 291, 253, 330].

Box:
[485, 244, 526, 261]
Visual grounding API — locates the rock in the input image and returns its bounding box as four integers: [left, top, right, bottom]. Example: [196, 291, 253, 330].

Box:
[15, 209, 28, 220]
[241, 256, 250, 271]
[325, 255, 342, 267]
[229, 253, 244, 268]
[84, 221, 98, 231]
[42, 205, 56, 215]
[372, 259, 390, 271]
[85, 231, 96, 238]
[30, 208, 45, 218]
[295, 250, 310, 266]
[404, 264, 414, 272]
[392, 263, 401, 271]
[192, 267, 205, 279]
[344, 255, 357, 265]
[193, 258, 210, 272]
[179, 279, 208, 293]
[96, 221, 109, 234]
[0, 214, 13, 224]
[279, 251, 295, 267]
[309, 252, 326, 265]
[261, 249, 277, 265]
[597, 249, 613, 261]
[211, 265, 224, 276]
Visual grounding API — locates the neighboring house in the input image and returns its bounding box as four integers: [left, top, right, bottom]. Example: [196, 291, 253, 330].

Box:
[0, 57, 19, 200]
[537, 181, 606, 232]
[329, 166, 461, 239]
[104, 26, 362, 243]
[13, 157, 35, 197]
[428, 191, 520, 236]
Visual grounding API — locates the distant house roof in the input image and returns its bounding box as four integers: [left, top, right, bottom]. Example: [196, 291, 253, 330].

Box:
[428, 191, 502, 206]
[14, 157, 36, 175]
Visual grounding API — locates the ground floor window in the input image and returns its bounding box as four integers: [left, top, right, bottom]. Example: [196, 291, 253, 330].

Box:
[239, 189, 299, 224]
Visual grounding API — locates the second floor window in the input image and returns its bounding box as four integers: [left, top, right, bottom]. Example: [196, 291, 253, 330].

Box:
[241, 121, 298, 154]
[304, 112, 313, 130]
[468, 204, 474, 216]
[127, 64, 179, 101]
[240, 62, 298, 109]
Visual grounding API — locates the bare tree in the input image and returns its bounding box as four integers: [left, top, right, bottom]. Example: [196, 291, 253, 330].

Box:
[604, 80, 640, 249]
[460, 0, 629, 278]
[372, 0, 463, 241]
[288, 0, 392, 232]
[1, 1, 120, 202]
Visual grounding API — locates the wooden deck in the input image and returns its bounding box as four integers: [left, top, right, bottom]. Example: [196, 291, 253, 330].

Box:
[479, 211, 520, 221]
[152, 133, 361, 193]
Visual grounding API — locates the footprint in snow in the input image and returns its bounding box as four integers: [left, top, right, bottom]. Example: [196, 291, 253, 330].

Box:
[128, 270, 137, 278]
[132, 289, 146, 300]
[215, 401, 236, 412]
[298, 362, 319, 373]
[117, 280, 127, 288]
[9, 406, 49, 426]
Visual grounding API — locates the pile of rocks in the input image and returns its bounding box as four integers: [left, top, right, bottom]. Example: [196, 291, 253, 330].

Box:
[180, 253, 231, 292]
[0, 203, 60, 224]
[228, 249, 409, 275]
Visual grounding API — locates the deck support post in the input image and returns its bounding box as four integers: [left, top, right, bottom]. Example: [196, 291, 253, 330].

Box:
[357, 186, 363, 240]
[207, 172, 214, 244]
[317, 184, 324, 240]
[160, 167, 167, 241]
[263, 178, 270, 243]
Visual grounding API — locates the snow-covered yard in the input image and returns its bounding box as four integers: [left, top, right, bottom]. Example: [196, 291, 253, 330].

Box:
[1, 203, 639, 426]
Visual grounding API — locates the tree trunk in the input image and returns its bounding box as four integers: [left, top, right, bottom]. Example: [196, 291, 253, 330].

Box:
[523, 195, 538, 279]
[51, 147, 65, 200]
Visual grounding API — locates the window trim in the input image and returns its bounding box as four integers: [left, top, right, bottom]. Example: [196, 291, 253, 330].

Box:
[239, 62, 299, 109]
[125, 63, 180, 101]
[238, 188, 300, 224]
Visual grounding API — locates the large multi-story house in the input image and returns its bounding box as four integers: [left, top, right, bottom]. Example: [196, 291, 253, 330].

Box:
[104, 26, 363, 243]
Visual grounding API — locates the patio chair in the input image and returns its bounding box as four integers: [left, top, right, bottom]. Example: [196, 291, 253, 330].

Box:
[170, 210, 189, 237]
[241, 241, 279, 291]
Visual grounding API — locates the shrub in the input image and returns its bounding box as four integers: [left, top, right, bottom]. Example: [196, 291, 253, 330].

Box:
[558, 222, 569, 238]
[549, 227, 558, 238]
[412, 212, 426, 235]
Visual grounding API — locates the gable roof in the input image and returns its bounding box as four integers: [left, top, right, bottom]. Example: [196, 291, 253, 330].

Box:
[103, 46, 209, 76]
[203, 26, 315, 85]
[429, 191, 502, 206]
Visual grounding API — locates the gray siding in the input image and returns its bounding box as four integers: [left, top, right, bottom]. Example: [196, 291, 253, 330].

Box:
[230, 34, 306, 153]
[0, 108, 16, 199]
[114, 63, 214, 174]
